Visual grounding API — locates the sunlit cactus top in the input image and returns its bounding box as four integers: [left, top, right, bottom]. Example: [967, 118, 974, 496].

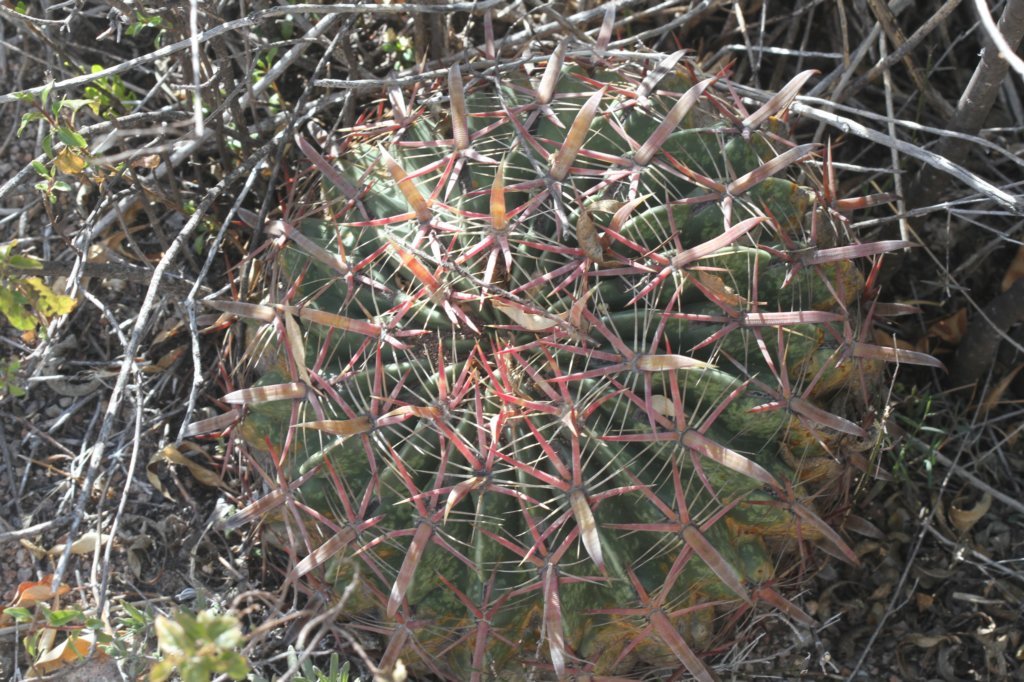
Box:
[211, 44, 935, 681]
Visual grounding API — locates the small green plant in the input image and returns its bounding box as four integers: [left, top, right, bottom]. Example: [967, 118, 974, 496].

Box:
[125, 11, 164, 39]
[1, 359, 26, 398]
[1, 579, 114, 677]
[0, 240, 76, 334]
[16, 82, 93, 203]
[282, 649, 357, 682]
[380, 28, 415, 68]
[83, 65, 132, 118]
[150, 609, 250, 682]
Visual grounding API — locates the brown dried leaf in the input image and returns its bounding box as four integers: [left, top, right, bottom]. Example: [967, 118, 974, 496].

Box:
[1001, 244, 1024, 292]
[927, 308, 968, 346]
[694, 270, 746, 307]
[872, 328, 917, 351]
[904, 633, 956, 648]
[949, 492, 992, 534]
[130, 154, 161, 169]
[980, 363, 1024, 415]
[147, 443, 227, 500]
[576, 208, 604, 261]
[7, 575, 70, 611]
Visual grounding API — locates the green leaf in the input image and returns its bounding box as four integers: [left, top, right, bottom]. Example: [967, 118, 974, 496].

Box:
[223, 653, 250, 679]
[56, 126, 88, 149]
[0, 286, 37, 331]
[40, 80, 54, 113]
[119, 599, 148, 626]
[149, 659, 175, 682]
[59, 99, 93, 113]
[15, 1, 27, 14]
[24, 630, 41, 658]
[182, 664, 210, 682]
[2, 606, 33, 622]
[42, 134, 53, 158]
[43, 607, 83, 627]
[18, 111, 45, 137]
[155, 614, 188, 654]
[9, 254, 42, 269]
[52, 180, 72, 192]
[31, 160, 50, 178]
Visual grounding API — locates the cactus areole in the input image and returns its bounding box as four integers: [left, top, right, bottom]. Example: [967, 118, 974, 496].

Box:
[215, 48, 926, 680]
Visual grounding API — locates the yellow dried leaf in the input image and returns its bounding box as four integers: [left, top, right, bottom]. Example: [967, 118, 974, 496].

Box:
[493, 301, 559, 331]
[29, 633, 100, 676]
[22, 277, 77, 317]
[19, 538, 48, 560]
[54, 148, 88, 175]
[50, 531, 114, 556]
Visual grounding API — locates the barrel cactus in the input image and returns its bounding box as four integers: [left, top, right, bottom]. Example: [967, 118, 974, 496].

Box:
[212, 45, 931, 680]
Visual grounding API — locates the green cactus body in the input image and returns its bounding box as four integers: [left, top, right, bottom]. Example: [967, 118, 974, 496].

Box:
[221, 49, 909, 680]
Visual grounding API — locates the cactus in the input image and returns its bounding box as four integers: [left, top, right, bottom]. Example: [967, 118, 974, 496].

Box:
[213, 47, 935, 680]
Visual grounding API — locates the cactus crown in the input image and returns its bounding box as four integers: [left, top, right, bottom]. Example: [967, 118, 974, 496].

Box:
[213, 46, 924, 680]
